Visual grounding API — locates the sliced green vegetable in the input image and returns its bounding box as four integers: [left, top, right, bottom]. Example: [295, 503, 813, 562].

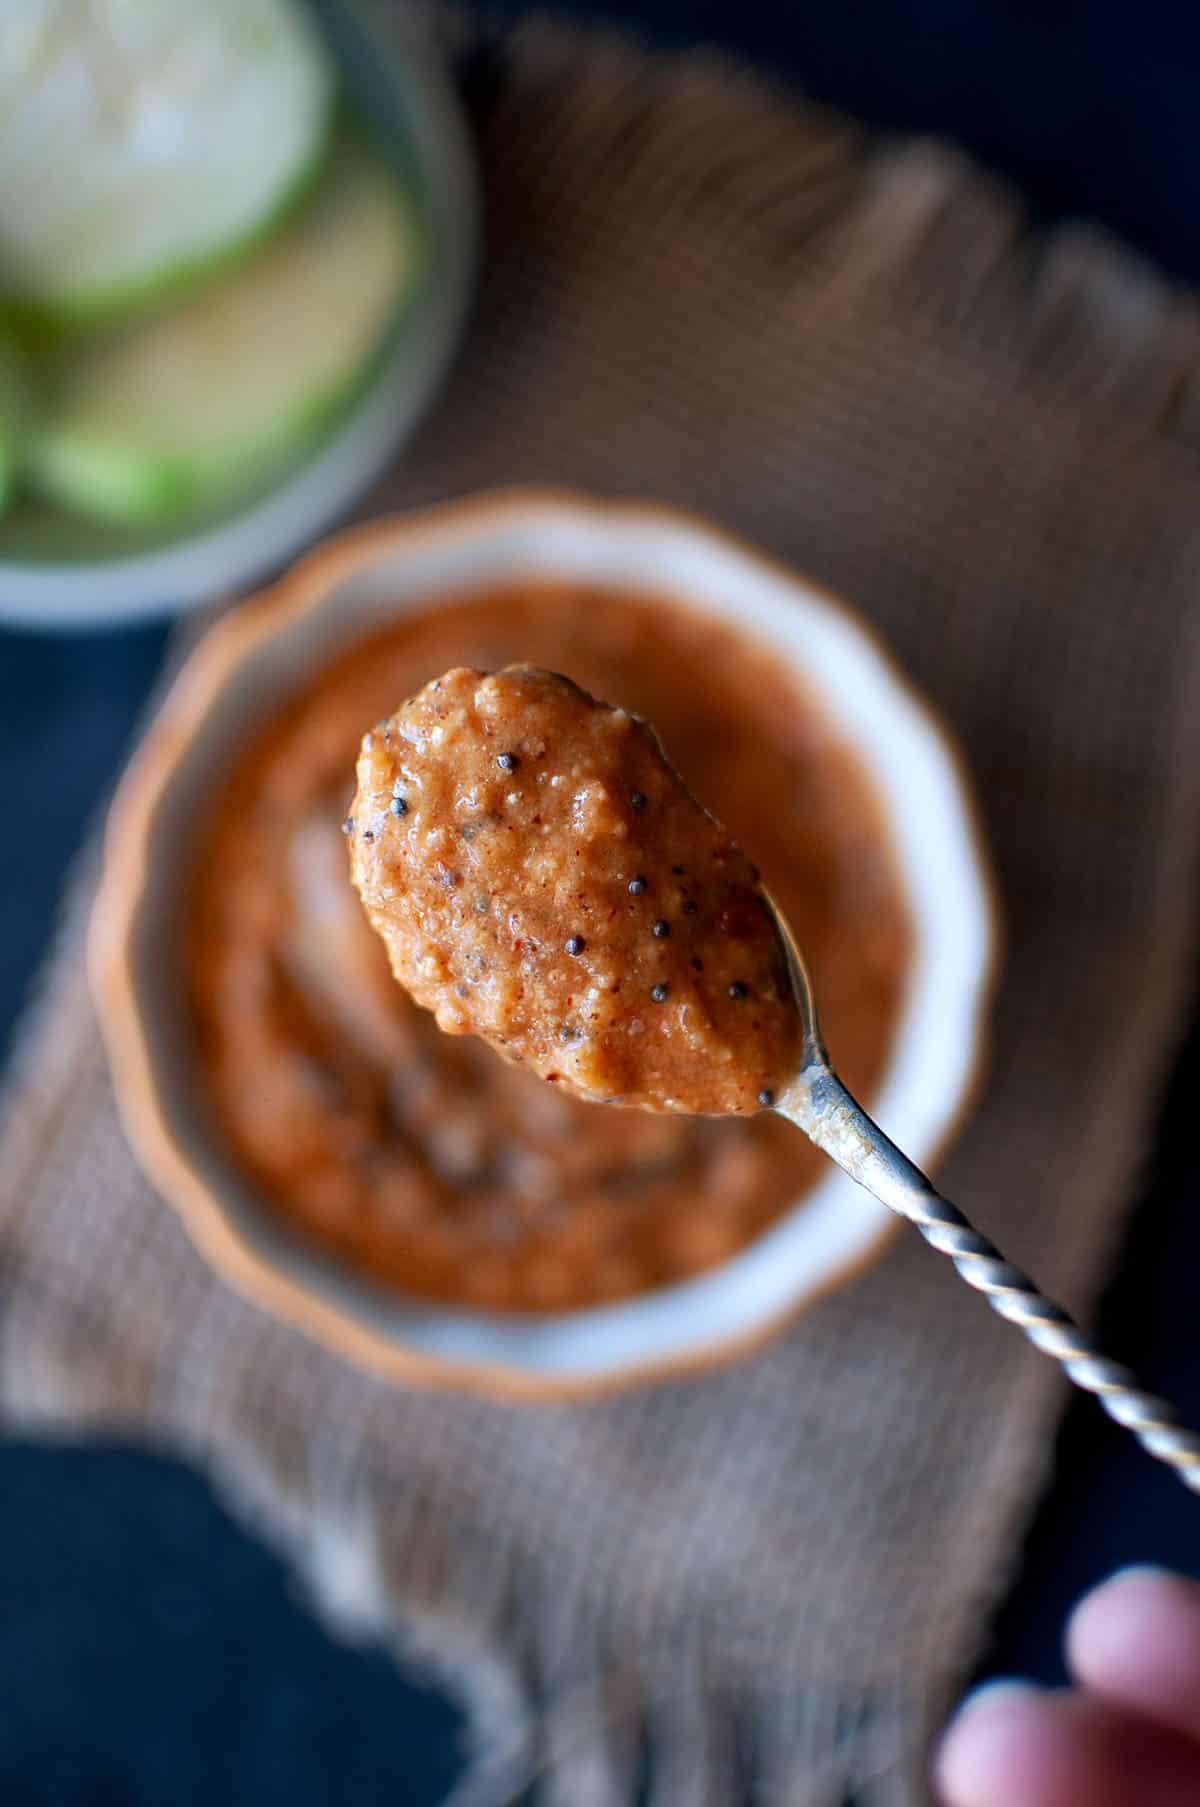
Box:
[0, 336, 34, 511]
[0, 0, 335, 324]
[30, 135, 419, 529]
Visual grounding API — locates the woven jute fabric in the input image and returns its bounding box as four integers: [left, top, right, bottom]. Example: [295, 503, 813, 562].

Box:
[5, 15, 1200, 1803]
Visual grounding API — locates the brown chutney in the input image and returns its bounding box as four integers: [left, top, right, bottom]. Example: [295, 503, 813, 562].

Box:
[351, 666, 802, 1113]
[186, 585, 912, 1311]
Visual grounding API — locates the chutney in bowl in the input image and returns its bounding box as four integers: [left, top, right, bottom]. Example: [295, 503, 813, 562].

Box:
[92, 493, 994, 1395]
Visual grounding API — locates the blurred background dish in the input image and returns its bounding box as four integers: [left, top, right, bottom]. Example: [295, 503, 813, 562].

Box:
[90, 493, 995, 1394]
[0, 2, 477, 629]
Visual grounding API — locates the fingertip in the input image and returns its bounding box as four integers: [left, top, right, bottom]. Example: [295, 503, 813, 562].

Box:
[935, 1681, 1042, 1805]
[1105, 1563, 1179, 1587]
[1068, 1567, 1193, 1669]
[1078, 1565, 1181, 1613]
[1067, 1566, 1200, 1741]
[957, 1678, 1044, 1716]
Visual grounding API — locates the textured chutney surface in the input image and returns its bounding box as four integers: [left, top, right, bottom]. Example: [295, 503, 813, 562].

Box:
[351, 665, 802, 1114]
[186, 588, 911, 1310]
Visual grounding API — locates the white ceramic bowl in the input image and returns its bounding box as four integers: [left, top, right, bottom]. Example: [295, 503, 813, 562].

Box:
[0, 7, 477, 630]
[91, 493, 996, 1397]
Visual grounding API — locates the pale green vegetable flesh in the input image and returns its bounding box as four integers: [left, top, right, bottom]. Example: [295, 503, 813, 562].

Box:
[0, 0, 334, 322]
[30, 135, 419, 528]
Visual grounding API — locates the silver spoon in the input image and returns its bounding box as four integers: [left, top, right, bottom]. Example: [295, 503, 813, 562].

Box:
[353, 662, 1198, 1483]
[764, 891, 1200, 1491]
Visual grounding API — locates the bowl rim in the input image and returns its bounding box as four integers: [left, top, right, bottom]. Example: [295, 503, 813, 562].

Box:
[89, 488, 1000, 1400]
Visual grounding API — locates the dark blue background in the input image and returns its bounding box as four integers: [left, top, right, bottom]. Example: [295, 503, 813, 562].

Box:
[4, 4, 1199, 1799]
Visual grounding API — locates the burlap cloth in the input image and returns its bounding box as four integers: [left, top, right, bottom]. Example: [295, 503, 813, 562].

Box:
[5, 15, 1200, 1803]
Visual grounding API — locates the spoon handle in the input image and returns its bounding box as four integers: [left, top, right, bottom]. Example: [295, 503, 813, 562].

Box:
[779, 1061, 1200, 1492]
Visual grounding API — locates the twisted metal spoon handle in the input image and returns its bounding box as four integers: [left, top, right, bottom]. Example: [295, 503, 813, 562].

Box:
[779, 1061, 1200, 1492]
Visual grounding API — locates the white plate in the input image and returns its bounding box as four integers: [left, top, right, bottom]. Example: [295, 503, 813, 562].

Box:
[0, 7, 477, 630]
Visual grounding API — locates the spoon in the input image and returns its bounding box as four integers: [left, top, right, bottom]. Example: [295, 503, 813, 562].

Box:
[767, 891, 1200, 1492]
[352, 662, 1200, 1489]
